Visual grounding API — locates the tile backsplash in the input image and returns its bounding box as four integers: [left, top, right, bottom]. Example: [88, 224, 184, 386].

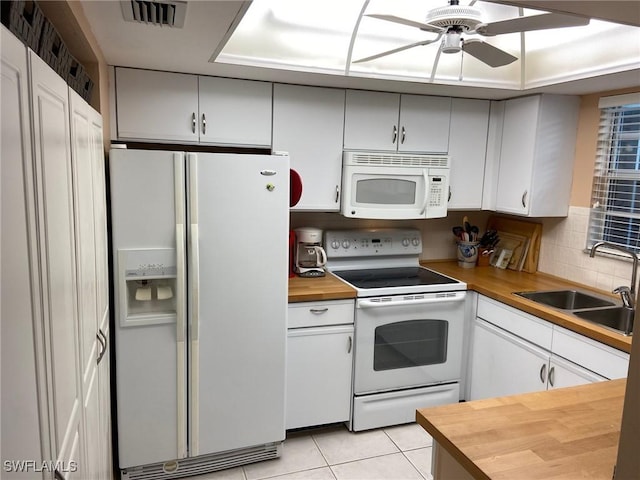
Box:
[539, 206, 637, 293]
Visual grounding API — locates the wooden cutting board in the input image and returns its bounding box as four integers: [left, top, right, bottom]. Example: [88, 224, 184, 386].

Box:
[486, 215, 543, 273]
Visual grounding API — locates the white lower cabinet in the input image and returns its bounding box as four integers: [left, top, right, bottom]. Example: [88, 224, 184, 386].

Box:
[286, 300, 354, 430]
[469, 296, 628, 401]
[470, 319, 550, 399]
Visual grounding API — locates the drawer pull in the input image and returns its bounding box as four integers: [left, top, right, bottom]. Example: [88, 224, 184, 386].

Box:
[309, 308, 329, 314]
[347, 335, 352, 354]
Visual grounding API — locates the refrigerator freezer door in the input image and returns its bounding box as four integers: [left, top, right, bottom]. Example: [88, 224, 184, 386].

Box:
[110, 149, 188, 467]
[188, 152, 289, 455]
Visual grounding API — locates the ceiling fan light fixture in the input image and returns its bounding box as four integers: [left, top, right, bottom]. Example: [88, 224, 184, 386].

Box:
[442, 31, 462, 53]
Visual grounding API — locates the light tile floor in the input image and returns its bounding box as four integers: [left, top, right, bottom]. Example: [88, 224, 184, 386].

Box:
[192, 423, 433, 480]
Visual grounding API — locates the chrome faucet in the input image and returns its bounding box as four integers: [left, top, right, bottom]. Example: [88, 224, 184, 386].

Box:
[589, 241, 639, 310]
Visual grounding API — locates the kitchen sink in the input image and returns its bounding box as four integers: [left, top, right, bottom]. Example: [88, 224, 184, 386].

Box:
[573, 307, 634, 335]
[515, 290, 616, 310]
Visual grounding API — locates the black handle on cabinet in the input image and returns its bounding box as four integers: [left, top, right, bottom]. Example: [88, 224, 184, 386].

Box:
[191, 112, 196, 134]
[202, 113, 206, 135]
[539, 363, 547, 384]
[392, 125, 397, 144]
[548, 366, 555, 387]
[97, 329, 108, 365]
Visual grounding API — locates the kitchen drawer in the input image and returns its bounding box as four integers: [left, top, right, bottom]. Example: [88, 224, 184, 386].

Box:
[288, 299, 354, 328]
[476, 295, 553, 350]
[552, 326, 629, 379]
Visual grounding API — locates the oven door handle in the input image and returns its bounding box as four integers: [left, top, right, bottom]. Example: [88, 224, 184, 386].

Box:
[357, 296, 465, 309]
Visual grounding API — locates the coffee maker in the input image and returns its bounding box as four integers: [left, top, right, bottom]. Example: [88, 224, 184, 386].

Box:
[294, 227, 327, 277]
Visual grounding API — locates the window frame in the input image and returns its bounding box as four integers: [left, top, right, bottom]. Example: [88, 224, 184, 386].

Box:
[587, 93, 640, 256]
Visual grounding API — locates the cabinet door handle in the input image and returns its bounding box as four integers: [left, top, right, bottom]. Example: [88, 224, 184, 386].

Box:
[191, 112, 196, 134]
[401, 126, 406, 144]
[347, 335, 352, 354]
[392, 125, 397, 144]
[539, 363, 547, 384]
[448, 186, 452, 202]
[521, 190, 528, 208]
[202, 113, 206, 135]
[309, 308, 329, 314]
[335, 185, 340, 203]
[96, 333, 105, 364]
[548, 366, 555, 387]
[97, 329, 108, 365]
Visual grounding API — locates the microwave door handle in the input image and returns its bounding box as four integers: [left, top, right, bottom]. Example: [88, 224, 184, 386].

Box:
[419, 170, 429, 216]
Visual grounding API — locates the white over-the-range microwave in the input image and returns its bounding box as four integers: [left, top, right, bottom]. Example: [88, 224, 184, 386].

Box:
[340, 151, 450, 219]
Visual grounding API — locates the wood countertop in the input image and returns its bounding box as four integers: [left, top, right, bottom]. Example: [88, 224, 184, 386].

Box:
[423, 261, 632, 353]
[417, 379, 626, 480]
[288, 271, 357, 303]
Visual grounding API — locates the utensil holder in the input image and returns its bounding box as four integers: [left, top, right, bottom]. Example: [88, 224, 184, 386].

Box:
[457, 241, 480, 268]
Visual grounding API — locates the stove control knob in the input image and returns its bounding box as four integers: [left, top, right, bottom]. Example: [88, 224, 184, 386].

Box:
[331, 240, 340, 249]
[412, 238, 420, 247]
[341, 240, 351, 249]
[402, 238, 410, 247]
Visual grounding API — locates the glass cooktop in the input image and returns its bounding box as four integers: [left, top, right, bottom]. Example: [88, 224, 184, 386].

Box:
[331, 267, 459, 289]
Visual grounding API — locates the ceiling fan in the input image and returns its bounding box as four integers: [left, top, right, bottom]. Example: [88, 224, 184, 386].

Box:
[354, 0, 591, 68]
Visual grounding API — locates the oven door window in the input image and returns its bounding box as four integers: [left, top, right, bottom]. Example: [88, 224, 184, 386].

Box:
[374, 319, 447, 371]
[355, 178, 417, 205]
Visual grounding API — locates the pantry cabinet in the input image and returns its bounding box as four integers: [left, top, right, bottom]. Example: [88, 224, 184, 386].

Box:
[30, 47, 84, 476]
[286, 300, 354, 430]
[1, 24, 45, 469]
[273, 84, 345, 211]
[447, 98, 490, 210]
[70, 89, 112, 480]
[114, 67, 272, 147]
[343, 89, 451, 153]
[495, 94, 580, 217]
[469, 296, 629, 401]
[1, 25, 111, 479]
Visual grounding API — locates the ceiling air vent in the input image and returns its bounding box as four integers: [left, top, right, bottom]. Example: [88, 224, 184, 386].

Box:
[121, 0, 187, 28]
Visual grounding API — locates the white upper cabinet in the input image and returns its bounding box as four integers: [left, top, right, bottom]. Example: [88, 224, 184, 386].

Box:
[448, 98, 490, 210]
[273, 84, 345, 211]
[343, 90, 451, 153]
[495, 94, 580, 217]
[198, 76, 272, 147]
[116, 68, 199, 143]
[114, 67, 272, 147]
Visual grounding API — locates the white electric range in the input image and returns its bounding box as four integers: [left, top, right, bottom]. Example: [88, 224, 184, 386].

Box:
[325, 229, 467, 431]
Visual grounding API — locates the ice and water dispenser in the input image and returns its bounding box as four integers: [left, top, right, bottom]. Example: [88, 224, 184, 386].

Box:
[117, 248, 179, 326]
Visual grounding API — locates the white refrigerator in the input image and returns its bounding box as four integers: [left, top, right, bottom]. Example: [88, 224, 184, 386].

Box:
[109, 149, 289, 477]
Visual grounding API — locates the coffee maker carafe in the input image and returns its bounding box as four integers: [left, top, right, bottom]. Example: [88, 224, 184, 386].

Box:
[294, 227, 327, 277]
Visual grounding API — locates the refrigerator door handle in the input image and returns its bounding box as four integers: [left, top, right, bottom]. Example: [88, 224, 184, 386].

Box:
[174, 153, 188, 459]
[187, 153, 200, 455]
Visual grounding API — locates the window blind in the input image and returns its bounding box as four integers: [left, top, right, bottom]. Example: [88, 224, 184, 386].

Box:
[588, 93, 640, 253]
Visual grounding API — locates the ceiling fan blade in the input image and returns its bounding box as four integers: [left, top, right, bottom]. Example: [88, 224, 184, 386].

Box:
[461, 39, 517, 67]
[353, 36, 443, 64]
[476, 13, 590, 36]
[366, 14, 444, 34]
